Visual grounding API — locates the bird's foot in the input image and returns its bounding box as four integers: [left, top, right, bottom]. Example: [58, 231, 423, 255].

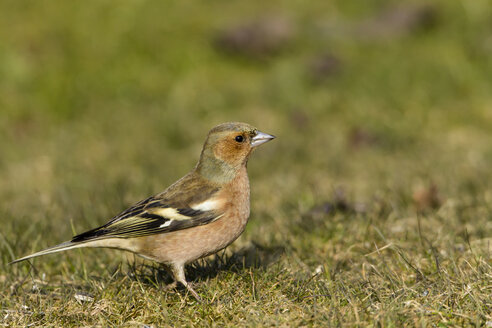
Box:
[164, 280, 201, 302]
[184, 282, 202, 302]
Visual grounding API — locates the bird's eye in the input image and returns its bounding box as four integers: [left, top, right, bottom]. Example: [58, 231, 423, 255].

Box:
[235, 135, 244, 143]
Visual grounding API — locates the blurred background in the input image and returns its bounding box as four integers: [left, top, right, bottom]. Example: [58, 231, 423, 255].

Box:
[1, 1, 492, 325]
[1, 0, 491, 275]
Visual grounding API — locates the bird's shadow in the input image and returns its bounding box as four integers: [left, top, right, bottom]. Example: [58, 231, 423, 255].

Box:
[127, 241, 285, 287]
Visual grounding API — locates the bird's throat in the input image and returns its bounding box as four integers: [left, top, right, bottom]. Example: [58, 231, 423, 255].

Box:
[196, 154, 240, 184]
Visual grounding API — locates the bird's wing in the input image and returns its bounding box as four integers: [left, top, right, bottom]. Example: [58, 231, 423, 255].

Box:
[71, 172, 224, 243]
[71, 196, 223, 242]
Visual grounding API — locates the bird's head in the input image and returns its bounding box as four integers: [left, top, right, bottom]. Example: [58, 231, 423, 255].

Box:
[197, 122, 275, 183]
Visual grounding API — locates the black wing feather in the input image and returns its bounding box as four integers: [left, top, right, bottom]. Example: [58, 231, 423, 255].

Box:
[71, 196, 220, 243]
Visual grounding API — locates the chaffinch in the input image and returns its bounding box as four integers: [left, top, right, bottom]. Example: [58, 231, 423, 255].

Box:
[11, 122, 275, 300]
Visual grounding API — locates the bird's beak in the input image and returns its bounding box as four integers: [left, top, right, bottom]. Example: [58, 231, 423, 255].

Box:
[251, 131, 276, 147]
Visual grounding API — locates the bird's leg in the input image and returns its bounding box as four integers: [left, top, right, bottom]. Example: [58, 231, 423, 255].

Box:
[170, 263, 202, 302]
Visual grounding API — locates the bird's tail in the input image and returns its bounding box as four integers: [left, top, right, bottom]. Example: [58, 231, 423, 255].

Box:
[9, 241, 89, 265]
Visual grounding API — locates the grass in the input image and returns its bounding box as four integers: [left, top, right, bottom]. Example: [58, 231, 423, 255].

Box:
[1, 0, 492, 326]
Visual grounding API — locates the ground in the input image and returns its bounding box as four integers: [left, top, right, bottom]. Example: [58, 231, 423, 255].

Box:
[1, 0, 491, 326]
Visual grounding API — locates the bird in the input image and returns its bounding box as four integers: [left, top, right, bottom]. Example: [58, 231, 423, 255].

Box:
[10, 122, 275, 301]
